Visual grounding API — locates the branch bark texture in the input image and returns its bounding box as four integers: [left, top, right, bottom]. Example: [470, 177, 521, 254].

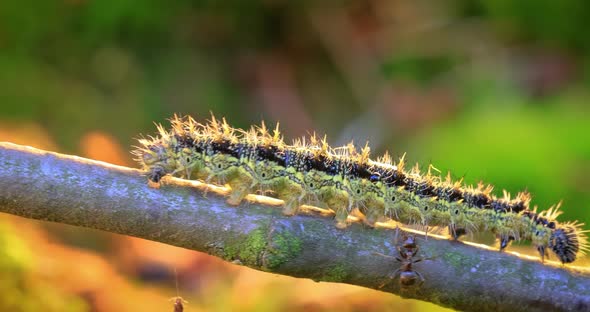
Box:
[0, 142, 589, 312]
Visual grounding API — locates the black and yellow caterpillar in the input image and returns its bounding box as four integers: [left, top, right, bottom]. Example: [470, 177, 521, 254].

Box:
[133, 115, 588, 264]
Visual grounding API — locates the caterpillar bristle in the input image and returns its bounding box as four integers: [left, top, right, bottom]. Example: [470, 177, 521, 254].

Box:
[572, 223, 590, 256]
[133, 114, 587, 264]
[395, 153, 407, 172]
[375, 151, 393, 165]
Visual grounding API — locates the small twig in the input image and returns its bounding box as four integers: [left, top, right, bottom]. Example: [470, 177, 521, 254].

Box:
[1, 142, 589, 312]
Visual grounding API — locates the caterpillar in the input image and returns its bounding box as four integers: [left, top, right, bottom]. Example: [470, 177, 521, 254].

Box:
[133, 114, 588, 264]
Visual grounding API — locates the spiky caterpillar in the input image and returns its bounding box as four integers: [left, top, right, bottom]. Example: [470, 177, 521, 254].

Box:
[133, 115, 588, 264]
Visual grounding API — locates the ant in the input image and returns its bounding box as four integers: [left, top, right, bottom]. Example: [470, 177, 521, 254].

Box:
[170, 297, 187, 312]
[374, 234, 429, 288]
[169, 268, 188, 312]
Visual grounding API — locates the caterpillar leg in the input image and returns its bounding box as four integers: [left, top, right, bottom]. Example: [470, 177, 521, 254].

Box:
[282, 198, 301, 216]
[498, 235, 515, 252]
[334, 207, 350, 229]
[536, 245, 547, 263]
[397, 201, 423, 226]
[275, 180, 305, 216]
[225, 169, 256, 205]
[322, 189, 350, 229]
[362, 206, 384, 228]
[363, 210, 379, 227]
[226, 184, 250, 206]
[448, 225, 467, 240]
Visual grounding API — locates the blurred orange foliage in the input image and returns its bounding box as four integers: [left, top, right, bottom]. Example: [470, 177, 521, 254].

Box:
[80, 131, 130, 166]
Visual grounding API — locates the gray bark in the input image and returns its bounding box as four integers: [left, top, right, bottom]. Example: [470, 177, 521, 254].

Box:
[0, 142, 589, 312]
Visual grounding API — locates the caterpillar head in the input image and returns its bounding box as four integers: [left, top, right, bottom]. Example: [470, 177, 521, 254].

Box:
[135, 138, 170, 163]
[549, 224, 587, 264]
[138, 148, 160, 166]
[134, 143, 178, 183]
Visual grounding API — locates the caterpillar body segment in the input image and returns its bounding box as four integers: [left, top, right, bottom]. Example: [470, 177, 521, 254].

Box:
[346, 178, 386, 227]
[134, 114, 588, 264]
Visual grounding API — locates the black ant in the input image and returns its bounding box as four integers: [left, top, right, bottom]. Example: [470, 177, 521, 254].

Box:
[374, 234, 429, 288]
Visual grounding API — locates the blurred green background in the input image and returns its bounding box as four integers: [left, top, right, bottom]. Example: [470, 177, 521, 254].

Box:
[1, 0, 589, 311]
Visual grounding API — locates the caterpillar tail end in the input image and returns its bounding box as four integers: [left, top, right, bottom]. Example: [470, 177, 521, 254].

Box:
[549, 224, 586, 264]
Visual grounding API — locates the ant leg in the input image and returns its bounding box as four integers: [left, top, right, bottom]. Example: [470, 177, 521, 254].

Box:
[411, 257, 426, 264]
[390, 268, 402, 279]
[415, 255, 436, 264]
[372, 251, 396, 259]
[398, 245, 407, 258]
[379, 269, 401, 289]
[415, 270, 426, 287]
[378, 280, 390, 289]
[410, 246, 419, 258]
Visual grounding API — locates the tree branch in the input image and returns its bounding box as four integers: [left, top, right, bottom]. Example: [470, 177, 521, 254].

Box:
[0, 142, 589, 312]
